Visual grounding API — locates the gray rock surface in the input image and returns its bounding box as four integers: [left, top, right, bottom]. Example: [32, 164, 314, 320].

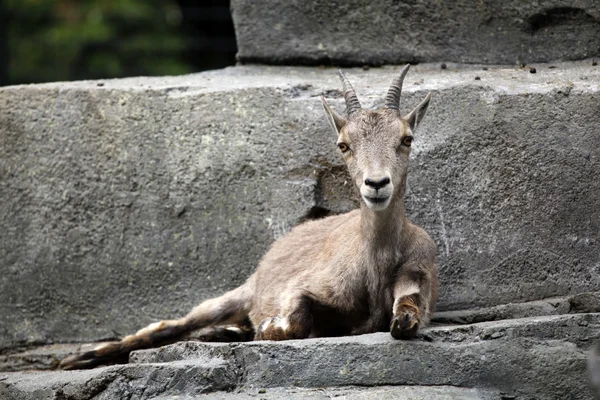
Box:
[2, 314, 598, 399]
[433, 290, 600, 325]
[231, 0, 600, 65]
[3, 291, 599, 372]
[0, 343, 80, 372]
[1, 61, 599, 350]
[153, 385, 499, 400]
[0, 358, 236, 400]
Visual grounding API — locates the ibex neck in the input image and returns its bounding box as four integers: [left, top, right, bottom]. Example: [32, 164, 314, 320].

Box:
[360, 197, 406, 248]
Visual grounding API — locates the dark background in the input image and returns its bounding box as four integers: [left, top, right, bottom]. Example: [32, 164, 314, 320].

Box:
[0, 0, 237, 86]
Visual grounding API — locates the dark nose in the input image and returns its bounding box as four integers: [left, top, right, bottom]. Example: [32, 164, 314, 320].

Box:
[364, 177, 390, 190]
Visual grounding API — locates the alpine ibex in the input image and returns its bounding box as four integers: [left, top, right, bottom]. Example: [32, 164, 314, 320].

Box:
[60, 65, 438, 370]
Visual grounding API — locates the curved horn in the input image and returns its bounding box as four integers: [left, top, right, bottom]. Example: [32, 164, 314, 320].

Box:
[338, 70, 361, 115]
[384, 64, 410, 111]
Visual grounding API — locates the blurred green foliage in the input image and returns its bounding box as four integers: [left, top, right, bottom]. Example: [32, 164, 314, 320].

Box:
[6, 0, 192, 84]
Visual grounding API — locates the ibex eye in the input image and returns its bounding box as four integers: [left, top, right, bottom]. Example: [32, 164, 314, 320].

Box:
[338, 143, 350, 153]
[401, 136, 413, 147]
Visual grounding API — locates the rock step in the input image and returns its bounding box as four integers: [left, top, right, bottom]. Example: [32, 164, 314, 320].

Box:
[131, 313, 600, 364]
[130, 314, 600, 400]
[0, 359, 237, 400]
[3, 292, 599, 372]
[1, 61, 599, 351]
[2, 314, 597, 400]
[231, 0, 600, 65]
[432, 290, 600, 325]
[153, 385, 500, 400]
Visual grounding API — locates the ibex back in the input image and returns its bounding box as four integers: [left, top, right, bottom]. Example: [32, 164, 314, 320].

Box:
[60, 65, 438, 369]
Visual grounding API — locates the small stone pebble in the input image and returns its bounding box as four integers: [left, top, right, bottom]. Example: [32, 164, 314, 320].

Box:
[474, 76, 481, 80]
[529, 67, 537, 74]
[482, 67, 488, 71]
[258, 389, 267, 394]
[97, 82, 104, 87]
[362, 65, 370, 71]
[593, 61, 598, 66]
[441, 63, 447, 69]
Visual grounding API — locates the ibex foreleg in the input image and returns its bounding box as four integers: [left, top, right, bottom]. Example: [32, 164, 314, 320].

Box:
[390, 261, 437, 340]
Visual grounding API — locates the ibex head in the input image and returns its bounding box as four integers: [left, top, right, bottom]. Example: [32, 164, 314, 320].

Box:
[321, 65, 431, 211]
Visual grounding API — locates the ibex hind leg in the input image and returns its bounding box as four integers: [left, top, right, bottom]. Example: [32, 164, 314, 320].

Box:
[59, 321, 187, 370]
[191, 318, 254, 342]
[60, 280, 254, 370]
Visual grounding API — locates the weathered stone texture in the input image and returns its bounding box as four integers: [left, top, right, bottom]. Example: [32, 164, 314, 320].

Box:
[2, 314, 598, 399]
[232, 0, 600, 65]
[1, 62, 599, 351]
[154, 386, 499, 400]
[0, 358, 237, 400]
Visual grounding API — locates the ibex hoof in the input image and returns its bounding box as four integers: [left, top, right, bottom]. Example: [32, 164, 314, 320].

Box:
[390, 302, 420, 340]
[59, 342, 125, 370]
[390, 313, 419, 340]
[59, 351, 102, 370]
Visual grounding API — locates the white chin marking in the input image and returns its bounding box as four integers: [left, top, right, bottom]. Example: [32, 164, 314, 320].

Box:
[363, 197, 391, 211]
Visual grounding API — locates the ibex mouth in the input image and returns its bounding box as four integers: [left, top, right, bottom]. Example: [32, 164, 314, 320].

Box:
[363, 195, 392, 211]
[365, 196, 388, 204]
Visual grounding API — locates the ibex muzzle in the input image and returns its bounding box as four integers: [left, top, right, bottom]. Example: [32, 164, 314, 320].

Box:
[321, 65, 431, 212]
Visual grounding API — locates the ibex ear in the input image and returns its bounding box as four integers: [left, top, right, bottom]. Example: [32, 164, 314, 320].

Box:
[321, 96, 347, 135]
[404, 93, 432, 132]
